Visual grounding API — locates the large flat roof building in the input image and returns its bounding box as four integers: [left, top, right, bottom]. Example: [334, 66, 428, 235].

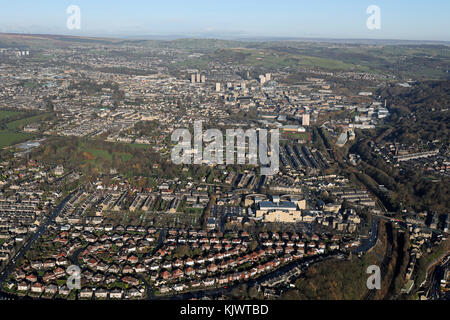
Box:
[256, 201, 302, 223]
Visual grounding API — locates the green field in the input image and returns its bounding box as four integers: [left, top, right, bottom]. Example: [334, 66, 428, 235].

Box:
[83, 147, 114, 161]
[247, 51, 361, 71]
[284, 131, 311, 141]
[0, 111, 51, 149]
[209, 48, 366, 72]
[6, 113, 50, 130]
[0, 130, 33, 149]
[81, 146, 133, 163]
[130, 143, 153, 149]
[0, 110, 24, 122]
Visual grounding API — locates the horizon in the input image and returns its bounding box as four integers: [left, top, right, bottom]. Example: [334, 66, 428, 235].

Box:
[0, 0, 449, 42]
[1, 32, 450, 45]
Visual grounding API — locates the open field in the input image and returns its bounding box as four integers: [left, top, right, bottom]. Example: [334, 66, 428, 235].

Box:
[0, 110, 24, 122]
[0, 111, 51, 148]
[211, 48, 365, 72]
[0, 130, 33, 149]
[81, 145, 134, 163]
[6, 113, 51, 130]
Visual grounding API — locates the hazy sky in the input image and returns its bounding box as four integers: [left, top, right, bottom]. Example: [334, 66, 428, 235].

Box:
[0, 0, 449, 41]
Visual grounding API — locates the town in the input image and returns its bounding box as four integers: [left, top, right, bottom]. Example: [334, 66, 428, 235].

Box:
[0, 33, 448, 301]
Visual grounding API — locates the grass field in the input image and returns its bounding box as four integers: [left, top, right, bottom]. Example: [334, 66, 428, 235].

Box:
[174, 47, 365, 72]
[247, 51, 361, 71]
[0, 130, 33, 149]
[0, 110, 24, 122]
[81, 146, 133, 163]
[83, 147, 114, 161]
[0, 111, 50, 149]
[211, 48, 365, 72]
[130, 143, 153, 149]
[283, 132, 311, 141]
[6, 113, 51, 130]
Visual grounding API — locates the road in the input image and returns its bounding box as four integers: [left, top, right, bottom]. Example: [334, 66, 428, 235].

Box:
[353, 216, 379, 254]
[140, 228, 167, 300]
[0, 193, 73, 289]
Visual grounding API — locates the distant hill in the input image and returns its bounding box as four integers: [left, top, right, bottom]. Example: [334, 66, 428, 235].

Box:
[1, 33, 448, 79]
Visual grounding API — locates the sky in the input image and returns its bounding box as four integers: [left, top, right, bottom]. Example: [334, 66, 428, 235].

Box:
[0, 0, 449, 41]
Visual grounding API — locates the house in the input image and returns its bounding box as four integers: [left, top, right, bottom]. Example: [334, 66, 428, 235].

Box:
[160, 286, 170, 294]
[25, 274, 38, 283]
[161, 271, 172, 280]
[162, 261, 172, 269]
[135, 264, 146, 273]
[54, 267, 66, 278]
[128, 255, 139, 264]
[122, 276, 140, 286]
[80, 287, 94, 298]
[263, 240, 274, 247]
[31, 261, 43, 270]
[96, 262, 108, 272]
[108, 264, 120, 274]
[149, 263, 160, 271]
[128, 288, 143, 298]
[185, 258, 194, 266]
[105, 275, 117, 285]
[45, 284, 58, 295]
[185, 267, 195, 276]
[329, 243, 339, 251]
[293, 252, 304, 260]
[110, 289, 123, 299]
[150, 273, 158, 282]
[58, 285, 70, 296]
[173, 259, 184, 268]
[173, 284, 185, 292]
[297, 241, 305, 248]
[197, 267, 207, 275]
[202, 278, 215, 287]
[43, 272, 56, 283]
[172, 269, 184, 279]
[218, 276, 229, 285]
[43, 259, 56, 269]
[18, 282, 29, 291]
[122, 265, 134, 274]
[207, 264, 218, 273]
[56, 257, 69, 266]
[95, 288, 108, 299]
[285, 246, 295, 254]
[54, 165, 64, 176]
[92, 273, 105, 283]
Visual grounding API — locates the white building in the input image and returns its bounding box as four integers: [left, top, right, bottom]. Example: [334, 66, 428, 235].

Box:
[302, 114, 310, 126]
